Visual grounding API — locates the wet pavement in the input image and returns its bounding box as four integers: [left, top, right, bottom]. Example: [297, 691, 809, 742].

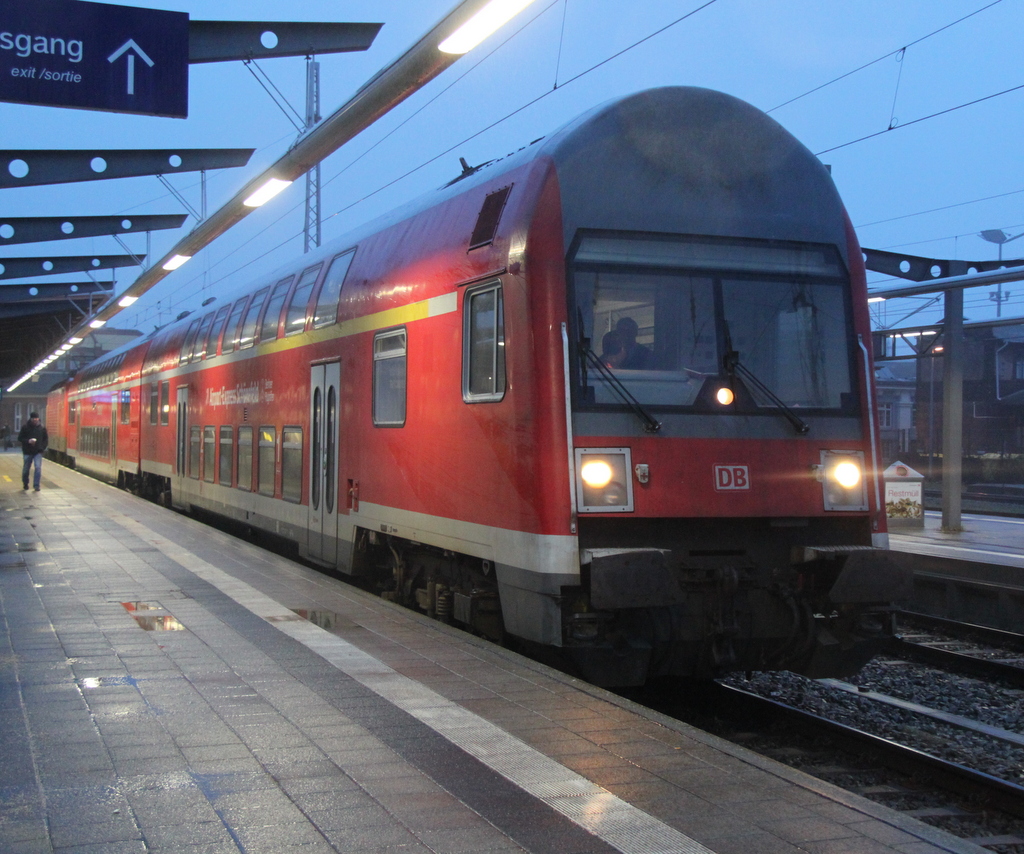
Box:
[0, 455, 989, 854]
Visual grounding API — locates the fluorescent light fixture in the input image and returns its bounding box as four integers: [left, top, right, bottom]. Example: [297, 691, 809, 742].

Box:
[867, 296, 886, 303]
[89, 319, 106, 328]
[69, 336, 83, 344]
[439, 0, 536, 54]
[60, 344, 72, 351]
[162, 254, 191, 271]
[118, 295, 139, 307]
[243, 177, 293, 207]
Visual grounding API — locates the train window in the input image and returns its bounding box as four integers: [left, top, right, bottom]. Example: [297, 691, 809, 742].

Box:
[69, 400, 76, 425]
[325, 387, 336, 514]
[120, 390, 131, 425]
[197, 307, 226, 360]
[282, 427, 302, 502]
[463, 283, 505, 402]
[259, 277, 293, 344]
[189, 426, 201, 479]
[203, 427, 216, 482]
[721, 278, 852, 409]
[571, 233, 852, 412]
[238, 287, 270, 349]
[190, 312, 215, 362]
[311, 389, 321, 510]
[219, 426, 233, 485]
[160, 382, 170, 426]
[313, 250, 355, 328]
[258, 426, 276, 496]
[149, 383, 158, 425]
[237, 427, 253, 491]
[221, 297, 249, 355]
[285, 264, 323, 336]
[179, 319, 202, 366]
[372, 329, 407, 427]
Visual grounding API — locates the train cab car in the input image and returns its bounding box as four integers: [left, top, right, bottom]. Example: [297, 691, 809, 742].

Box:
[58, 87, 910, 686]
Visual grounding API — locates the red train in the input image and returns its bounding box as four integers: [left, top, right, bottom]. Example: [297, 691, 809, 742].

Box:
[47, 87, 908, 685]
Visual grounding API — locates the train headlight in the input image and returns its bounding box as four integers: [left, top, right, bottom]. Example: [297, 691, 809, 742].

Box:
[575, 448, 633, 513]
[580, 460, 614, 489]
[715, 386, 735, 406]
[819, 450, 868, 511]
[833, 461, 861, 489]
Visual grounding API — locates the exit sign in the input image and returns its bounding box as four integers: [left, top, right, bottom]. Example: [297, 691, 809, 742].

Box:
[0, 0, 189, 118]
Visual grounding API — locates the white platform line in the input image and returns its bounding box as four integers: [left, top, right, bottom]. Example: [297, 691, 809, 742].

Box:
[111, 512, 714, 854]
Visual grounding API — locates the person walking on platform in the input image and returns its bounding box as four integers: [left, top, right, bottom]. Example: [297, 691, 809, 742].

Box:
[18, 412, 48, 491]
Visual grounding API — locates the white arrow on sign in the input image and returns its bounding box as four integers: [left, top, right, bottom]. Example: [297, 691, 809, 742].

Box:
[107, 39, 155, 96]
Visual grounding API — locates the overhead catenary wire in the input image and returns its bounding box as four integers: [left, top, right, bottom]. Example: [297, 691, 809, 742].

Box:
[767, 0, 1004, 114]
[815, 80, 1024, 156]
[856, 188, 1024, 230]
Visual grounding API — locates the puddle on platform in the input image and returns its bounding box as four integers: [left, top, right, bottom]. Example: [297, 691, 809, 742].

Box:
[80, 675, 140, 689]
[0, 542, 46, 554]
[121, 601, 184, 631]
[291, 609, 359, 632]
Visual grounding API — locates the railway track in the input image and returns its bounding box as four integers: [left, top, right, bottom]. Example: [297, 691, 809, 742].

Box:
[898, 611, 1024, 653]
[635, 611, 1024, 852]
[722, 681, 1024, 814]
[644, 677, 1024, 850]
[888, 630, 1024, 688]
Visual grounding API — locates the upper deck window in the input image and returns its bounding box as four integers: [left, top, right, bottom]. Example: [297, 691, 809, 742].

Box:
[205, 305, 231, 359]
[221, 297, 249, 355]
[285, 264, 323, 336]
[179, 319, 201, 366]
[259, 277, 293, 343]
[189, 312, 215, 362]
[238, 287, 270, 349]
[313, 250, 355, 329]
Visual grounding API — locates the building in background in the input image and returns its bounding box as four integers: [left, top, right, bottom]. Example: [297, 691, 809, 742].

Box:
[875, 360, 917, 464]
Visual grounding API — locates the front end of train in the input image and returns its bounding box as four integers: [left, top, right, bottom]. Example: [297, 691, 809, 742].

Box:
[544, 87, 910, 683]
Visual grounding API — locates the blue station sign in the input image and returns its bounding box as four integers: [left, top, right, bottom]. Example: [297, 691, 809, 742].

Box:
[0, 0, 189, 118]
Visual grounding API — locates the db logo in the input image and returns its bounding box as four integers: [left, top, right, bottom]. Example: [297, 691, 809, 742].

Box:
[714, 465, 749, 491]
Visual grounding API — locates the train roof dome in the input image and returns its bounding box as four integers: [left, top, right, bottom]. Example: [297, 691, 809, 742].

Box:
[539, 86, 847, 262]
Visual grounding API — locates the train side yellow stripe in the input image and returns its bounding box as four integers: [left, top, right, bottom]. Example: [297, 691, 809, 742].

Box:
[261, 291, 457, 356]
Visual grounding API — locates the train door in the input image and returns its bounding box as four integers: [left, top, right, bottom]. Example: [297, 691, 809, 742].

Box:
[175, 386, 189, 475]
[308, 362, 340, 564]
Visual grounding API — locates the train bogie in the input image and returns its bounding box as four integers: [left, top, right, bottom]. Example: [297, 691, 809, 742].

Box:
[48, 87, 909, 686]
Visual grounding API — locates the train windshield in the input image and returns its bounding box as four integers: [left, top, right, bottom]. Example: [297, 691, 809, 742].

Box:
[571, 234, 855, 412]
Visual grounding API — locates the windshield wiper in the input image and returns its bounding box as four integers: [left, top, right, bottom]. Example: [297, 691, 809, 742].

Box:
[723, 349, 809, 434]
[579, 333, 661, 433]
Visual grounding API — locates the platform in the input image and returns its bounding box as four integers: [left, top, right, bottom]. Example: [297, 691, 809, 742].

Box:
[0, 452, 986, 854]
[888, 510, 1024, 631]
[889, 510, 1024, 570]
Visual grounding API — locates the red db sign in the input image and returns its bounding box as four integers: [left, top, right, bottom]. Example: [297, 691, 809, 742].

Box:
[714, 465, 749, 491]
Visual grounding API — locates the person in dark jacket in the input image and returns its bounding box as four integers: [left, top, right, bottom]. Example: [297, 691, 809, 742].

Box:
[18, 412, 48, 491]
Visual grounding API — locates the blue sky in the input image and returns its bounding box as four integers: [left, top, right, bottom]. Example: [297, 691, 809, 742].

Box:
[3, 0, 1023, 336]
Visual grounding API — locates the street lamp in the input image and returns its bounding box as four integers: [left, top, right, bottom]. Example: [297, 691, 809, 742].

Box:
[979, 228, 1024, 317]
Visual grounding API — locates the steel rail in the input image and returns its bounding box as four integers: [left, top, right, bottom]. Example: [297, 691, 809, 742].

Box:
[712, 682, 1024, 820]
[887, 636, 1024, 690]
[898, 611, 1024, 652]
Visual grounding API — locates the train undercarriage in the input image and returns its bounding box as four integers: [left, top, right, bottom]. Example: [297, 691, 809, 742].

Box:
[348, 517, 911, 687]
